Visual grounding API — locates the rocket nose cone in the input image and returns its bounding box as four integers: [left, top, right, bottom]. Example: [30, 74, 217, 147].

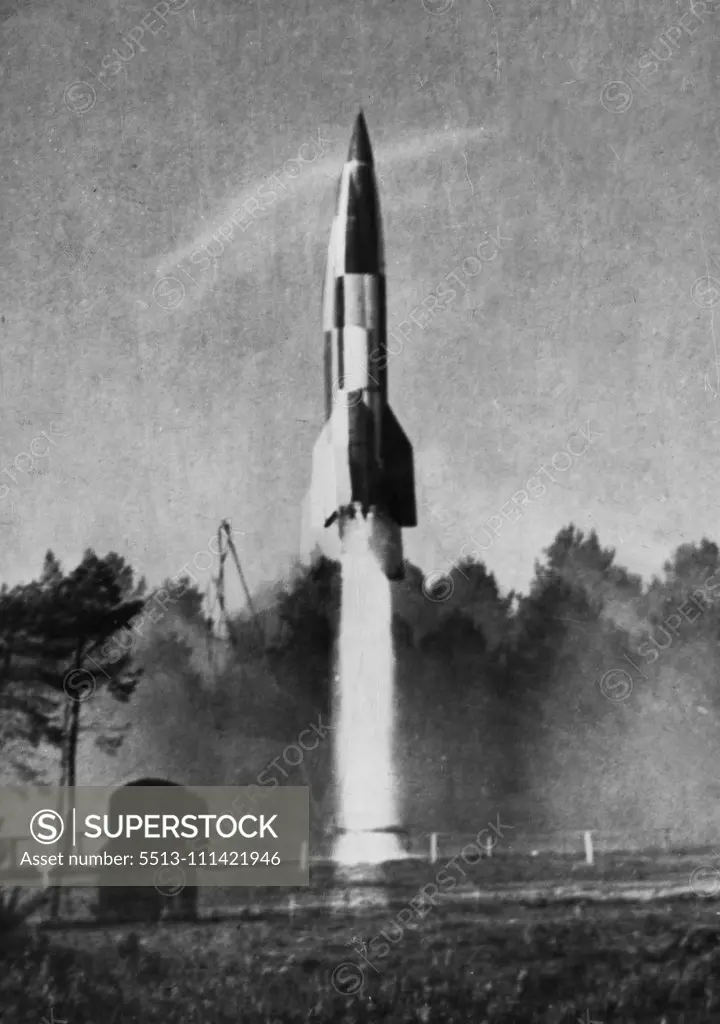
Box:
[347, 111, 373, 164]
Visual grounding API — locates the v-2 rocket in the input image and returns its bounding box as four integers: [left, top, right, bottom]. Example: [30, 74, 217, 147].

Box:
[302, 112, 417, 581]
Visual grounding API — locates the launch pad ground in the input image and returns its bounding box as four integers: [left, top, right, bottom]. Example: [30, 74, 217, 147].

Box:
[29, 848, 720, 924]
[3, 855, 720, 1022]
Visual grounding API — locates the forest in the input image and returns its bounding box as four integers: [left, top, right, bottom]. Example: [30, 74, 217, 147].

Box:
[1, 525, 718, 847]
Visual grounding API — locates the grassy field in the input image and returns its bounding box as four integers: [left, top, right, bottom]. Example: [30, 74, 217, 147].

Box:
[3, 853, 720, 1022]
[3, 890, 720, 1023]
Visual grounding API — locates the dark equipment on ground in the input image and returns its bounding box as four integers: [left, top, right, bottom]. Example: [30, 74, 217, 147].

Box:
[93, 778, 207, 923]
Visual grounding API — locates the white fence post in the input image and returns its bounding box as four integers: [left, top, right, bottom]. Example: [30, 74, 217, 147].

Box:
[418, 828, 610, 866]
[584, 830, 594, 866]
[300, 840, 308, 872]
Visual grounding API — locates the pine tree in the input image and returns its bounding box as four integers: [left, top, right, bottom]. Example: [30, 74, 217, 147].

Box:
[1, 549, 146, 920]
[0, 549, 146, 786]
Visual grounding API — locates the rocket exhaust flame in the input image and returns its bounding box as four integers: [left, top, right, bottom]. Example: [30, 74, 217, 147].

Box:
[333, 515, 404, 866]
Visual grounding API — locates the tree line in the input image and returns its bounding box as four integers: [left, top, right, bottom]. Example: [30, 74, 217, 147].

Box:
[2, 526, 719, 836]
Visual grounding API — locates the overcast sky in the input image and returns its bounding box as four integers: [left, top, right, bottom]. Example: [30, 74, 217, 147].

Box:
[1, 0, 718, 605]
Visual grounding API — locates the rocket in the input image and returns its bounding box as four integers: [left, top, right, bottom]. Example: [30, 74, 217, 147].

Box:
[302, 112, 416, 581]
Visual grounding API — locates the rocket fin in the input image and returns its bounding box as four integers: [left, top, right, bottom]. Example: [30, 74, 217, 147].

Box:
[381, 405, 417, 528]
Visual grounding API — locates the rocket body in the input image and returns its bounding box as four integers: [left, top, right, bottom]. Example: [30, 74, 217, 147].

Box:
[303, 113, 416, 581]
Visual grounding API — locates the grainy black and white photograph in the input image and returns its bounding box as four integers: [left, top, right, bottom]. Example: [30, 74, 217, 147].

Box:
[2, 0, 720, 1020]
